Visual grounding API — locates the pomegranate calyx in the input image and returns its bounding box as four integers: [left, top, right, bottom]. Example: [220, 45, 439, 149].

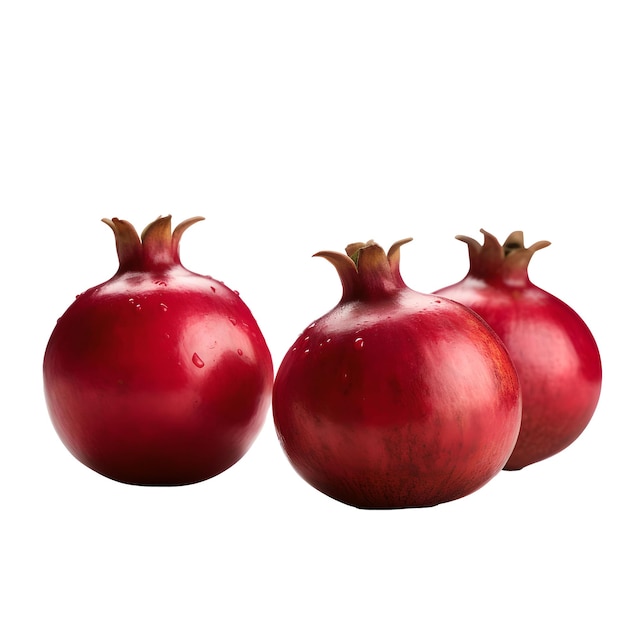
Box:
[103, 215, 205, 273]
[102, 217, 143, 270]
[457, 229, 550, 285]
[315, 238, 412, 301]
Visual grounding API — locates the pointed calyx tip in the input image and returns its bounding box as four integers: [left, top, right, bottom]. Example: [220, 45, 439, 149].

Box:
[315, 238, 412, 301]
[103, 215, 205, 272]
[456, 229, 551, 284]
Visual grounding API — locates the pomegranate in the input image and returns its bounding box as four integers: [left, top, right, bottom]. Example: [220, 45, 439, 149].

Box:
[272, 238, 522, 509]
[43, 215, 273, 486]
[435, 229, 602, 470]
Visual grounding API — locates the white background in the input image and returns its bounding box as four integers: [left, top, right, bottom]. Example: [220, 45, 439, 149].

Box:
[2, 1, 624, 624]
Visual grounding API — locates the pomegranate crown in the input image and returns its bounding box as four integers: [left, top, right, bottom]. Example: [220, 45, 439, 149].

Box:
[456, 229, 551, 285]
[314, 238, 413, 300]
[102, 215, 204, 272]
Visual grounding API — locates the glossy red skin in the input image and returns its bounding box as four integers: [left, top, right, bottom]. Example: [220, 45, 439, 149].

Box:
[44, 266, 273, 485]
[273, 290, 522, 509]
[435, 277, 602, 470]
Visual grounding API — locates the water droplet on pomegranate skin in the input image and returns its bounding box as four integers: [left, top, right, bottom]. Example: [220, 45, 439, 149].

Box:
[192, 353, 205, 368]
[160, 303, 168, 312]
[354, 337, 364, 349]
[229, 317, 237, 326]
[154, 280, 167, 287]
[135, 304, 142, 311]
[234, 290, 240, 296]
[210, 286, 216, 293]
[237, 349, 243, 356]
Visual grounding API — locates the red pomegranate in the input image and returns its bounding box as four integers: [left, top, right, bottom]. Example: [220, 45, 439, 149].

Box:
[435, 229, 602, 470]
[273, 238, 522, 508]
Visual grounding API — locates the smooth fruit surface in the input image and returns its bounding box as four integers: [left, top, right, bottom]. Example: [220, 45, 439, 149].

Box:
[43, 216, 273, 485]
[273, 239, 522, 508]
